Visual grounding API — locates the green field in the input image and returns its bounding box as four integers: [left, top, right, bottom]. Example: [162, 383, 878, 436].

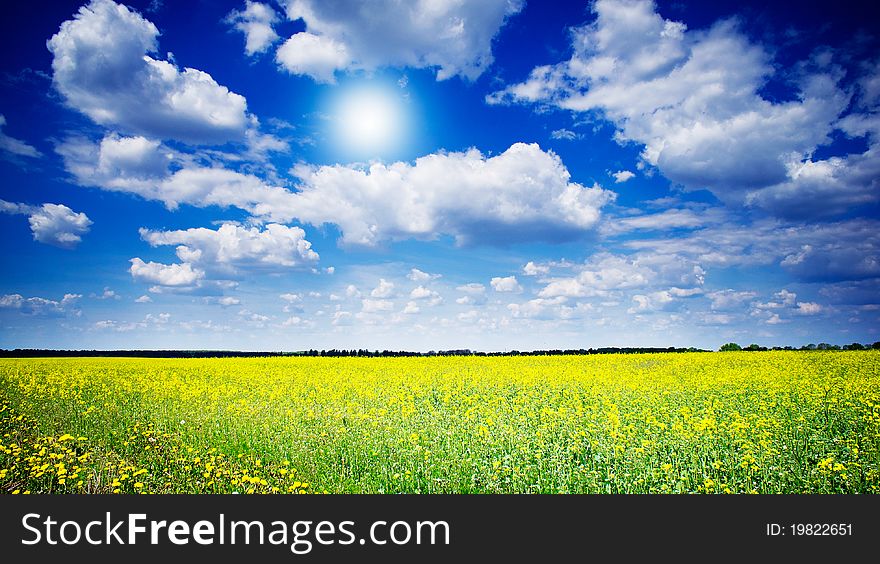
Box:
[2, 351, 879, 494]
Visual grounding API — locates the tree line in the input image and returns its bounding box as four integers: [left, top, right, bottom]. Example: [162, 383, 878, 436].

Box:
[1, 343, 878, 358]
[719, 342, 880, 352]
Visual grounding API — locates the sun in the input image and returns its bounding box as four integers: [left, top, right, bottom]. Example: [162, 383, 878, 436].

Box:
[332, 84, 407, 159]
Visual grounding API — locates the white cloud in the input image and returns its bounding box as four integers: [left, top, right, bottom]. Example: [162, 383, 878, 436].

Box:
[707, 289, 756, 311]
[238, 309, 270, 326]
[58, 135, 299, 221]
[627, 287, 700, 314]
[332, 311, 353, 325]
[276, 32, 351, 83]
[796, 302, 823, 315]
[507, 297, 568, 319]
[456, 283, 486, 294]
[226, 1, 281, 56]
[490, 276, 522, 293]
[403, 301, 420, 314]
[48, 0, 250, 144]
[345, 285, 361, 299]
[93, 287, 119, 300]
[744, 148, 880, 219]
[139, 223, 319, 271]
[361, 298, 393, 313]
[62, 137, 614, 247]
[612, 170, 635, 183]
[754, 289, 798, 310]
[0, 293, 81, 316]
[551, 128, 580, 141]
[289, 143, 615, 246]
[623, 217, 880, 284]
[370, 278, 395, 298]
[409, 286, 434, 299]
[409, 286, 442, 306]
[280, 293, 302, 303]
[765, 313, 786, 325]
[538, 253, 653, 298]
[145, 312, 171, 324]
[455, 283, 487, 306]
[489, 0, 855, 217]
[0, 199, 92, 248]
[277, 0, 524, 81]
[601, 207, 725, 236]
[407, 268, 441, 282]
[135, 295, 152, 303]
[522, 261, 550, 276]
[28, 204, 93, 248]
[748, 289, 822, 324]
[217, 296, 241, 306]
[0, 115, 41, 158]
[129, 258, 205, 287]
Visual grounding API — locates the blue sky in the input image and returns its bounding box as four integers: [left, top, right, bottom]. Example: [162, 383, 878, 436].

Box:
[0, 0, 878, 351]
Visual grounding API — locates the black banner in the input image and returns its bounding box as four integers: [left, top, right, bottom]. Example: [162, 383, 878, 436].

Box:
[0, 495, 875, 561]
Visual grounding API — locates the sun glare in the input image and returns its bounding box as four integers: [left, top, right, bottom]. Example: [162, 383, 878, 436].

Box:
[332, 84, 406, 159]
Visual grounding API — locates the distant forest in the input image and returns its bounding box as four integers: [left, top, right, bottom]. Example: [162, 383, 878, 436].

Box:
[1, 342, 879, 358]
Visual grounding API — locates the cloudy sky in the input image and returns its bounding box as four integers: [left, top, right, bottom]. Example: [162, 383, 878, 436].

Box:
[1, 0, 878, 351]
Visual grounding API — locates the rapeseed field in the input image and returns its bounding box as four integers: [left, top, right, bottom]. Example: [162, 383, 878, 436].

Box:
[1, 352, 878, 494]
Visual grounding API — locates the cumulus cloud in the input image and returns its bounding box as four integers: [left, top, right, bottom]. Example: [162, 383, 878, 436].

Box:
[361, 298, 393, 313]
[226, 1, 281, 56]
[332, 310, 353, 325]
[538, 254, 653, 298]
[48, 0, 250, 144]
[275, 0, 524, 81]
[403, 301, 420, 314]
[455, 283, 487, 305]
[60, 137, 612, 247]
[0, 115, 41, 158]
[457, 283, 486, 294]
[745, 148, 880, 219]
[0, 199, 92, 248]
[489, 0, 861, 218]
[507, 296, 570, 319]
[522, 261, 550, 276]
[129, 258, 205, 287]
[139, 223, 319, 272]
[706, 289, 757, 311]
[612, 170, 635, 184]
[490, 276, 522, 293]
[92, 287, 119, 300]
[276, 32, 351, 83]
[409, 286, 442, 306]
[748, 289, 824, 324]
[345, 285, 361, 299]
[796, 302, 823, 315]
[57, 134, 299, 221]
[627, 287, 701, 314]
[289, 143, 615, 246]
[370, 279, 395, 298]
[551, 128, 580, 141]
[0, 292, 81, 316]
[407, 268, 441, 282]
[624, 217, 880, 284]
[754, 289, 797, 309]
[600, 207, 725, 236]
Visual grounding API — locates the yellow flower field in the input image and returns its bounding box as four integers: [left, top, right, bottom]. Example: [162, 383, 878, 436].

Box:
[1, 351, 878, 494]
